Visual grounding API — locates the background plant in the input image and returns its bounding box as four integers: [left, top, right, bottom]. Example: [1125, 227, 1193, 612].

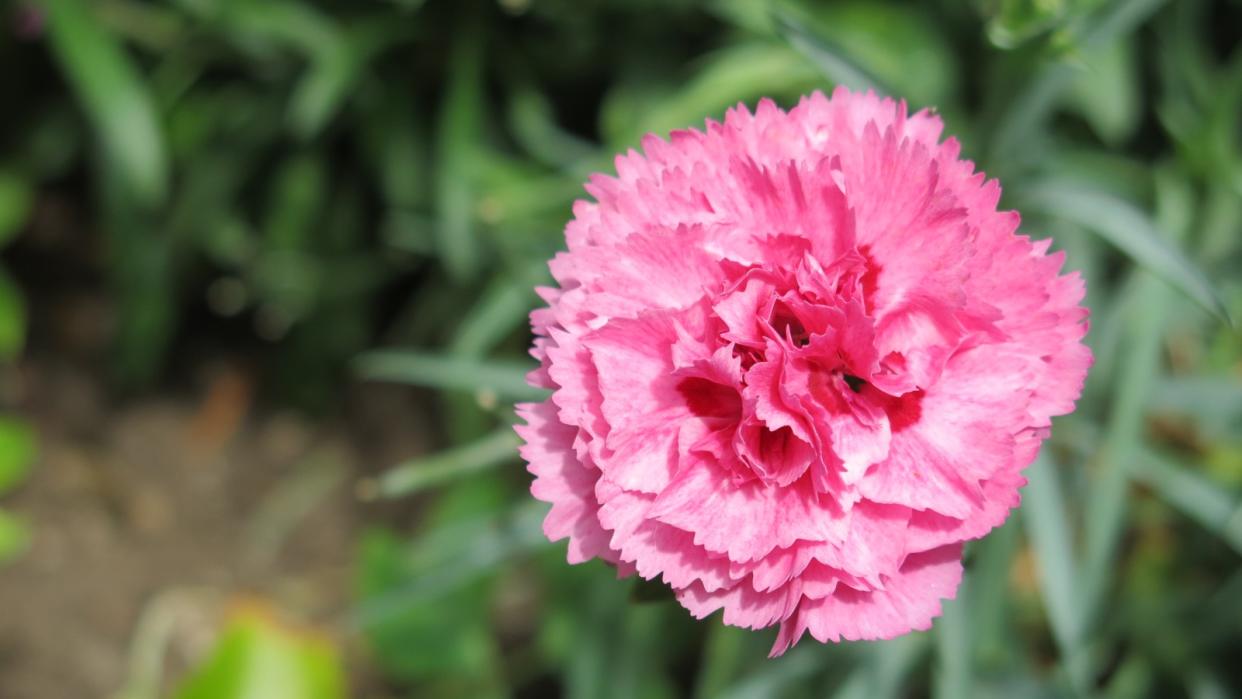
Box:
[5, 0, 1242, 696]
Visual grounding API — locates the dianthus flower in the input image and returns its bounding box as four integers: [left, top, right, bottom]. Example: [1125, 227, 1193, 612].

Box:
[516, 88, 1090, 654]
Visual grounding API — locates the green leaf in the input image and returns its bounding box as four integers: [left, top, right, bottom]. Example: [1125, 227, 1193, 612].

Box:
[0, 269, 27, 362]
[983, 0, 1069, 49]
[778, 1, 958, 107]
[0, 509, 30, 563]
[933, 581, 973, 699]
[369, 428, 520, 499]
[353, 528, 502, 685]
[352, 501, 547, 629]
[715, 643, 827, 699]
[41, 0, 169, 206]
[1132, 448, 1242, 556]
[0, 418, 36, 496]
[774, 8, 885, 96]
[1020, 454, 1089, 694]
[173, 605, 346, 699]
[1078, 170, 1183, 641]
[601, 42, 820, 149]
[355, 350, 547, 401]
[1021, 181, 1230, 324]
[1067, 36, 1140, 145]
[435, 22, 486, 282]
[0, 171, 33, 248]
[832, 632, 929, 699]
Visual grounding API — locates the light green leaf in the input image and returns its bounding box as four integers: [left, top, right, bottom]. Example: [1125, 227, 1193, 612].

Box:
[355, 350, 546, 401]
[934, 582, 973, 699]
[601, 42, 820, 148]
[435, 23, 485, 281]
[173, 606, 346, 699]
[351, 501, 547, 628]
[369, 428, 520, 499]
[774, 8, 884, 96]
[1067, 37, 1140, 144]
[0, 418, 35, 496]
[778, 1, 958, 107]
[1132, 448, 1242, 556]
[41, 0, 168, 206]
[1020, 454, 1089, 694]
[1021, 181, 1230, 324]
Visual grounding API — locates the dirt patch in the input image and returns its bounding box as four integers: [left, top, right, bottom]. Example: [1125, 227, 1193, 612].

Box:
[0, 357, 429, 698]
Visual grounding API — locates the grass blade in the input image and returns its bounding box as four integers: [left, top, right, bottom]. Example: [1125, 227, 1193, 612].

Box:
[1020, 454, 1089, 694]
[367, 428, 520, 499]
[1132, 447, 1242, 556]
[435, 19, 485, 281]
[41, 0, 168, 206]
[350, 501, 547, 628]
[772, 7, 886, 95]
[355, 350, 547, 401]
[933, 583, 972, 699]
[1021, 181, 1229, 324]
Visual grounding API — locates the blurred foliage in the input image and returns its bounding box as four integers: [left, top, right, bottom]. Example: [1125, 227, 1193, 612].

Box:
[172, 604, 346, 699]
[4, 0, 1242, 696]
[0, 157, 32, 565]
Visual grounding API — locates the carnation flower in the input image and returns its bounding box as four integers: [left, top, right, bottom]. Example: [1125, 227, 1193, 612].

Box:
[516, 87, 1091, 654]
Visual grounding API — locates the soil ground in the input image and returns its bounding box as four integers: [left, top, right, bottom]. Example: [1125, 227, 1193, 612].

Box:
[0, 354, 428, 698]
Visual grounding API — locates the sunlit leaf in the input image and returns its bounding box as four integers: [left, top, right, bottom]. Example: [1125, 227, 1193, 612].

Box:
[173, 604, 346, 699]
[0, 418, 35, 496]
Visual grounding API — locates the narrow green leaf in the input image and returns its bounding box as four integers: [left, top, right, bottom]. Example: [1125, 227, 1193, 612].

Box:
[372, 428, 520, 499]
[449, 268, 544, 358]
[1021, 181, 1230, 324]
[964, 519, 1021, 669]
[1067, 37, 1140, 145]
[833, 632, 929, 699]
[1020, 454, 1089, 694]
[351, 501, 547, 627]
[773, 7, 885, 96]
[435, 21, 485, 281]
[1079, 170, 1185, 641]
[288, 45, 356, 139]
[601, 43, 820, 149]
[355, 350, 546, 401]
[716, 643, 827, 699]
[41, 0, 168, 206]
[693, 625, 752, 699]
[933, 582, 972, 699]
[508, 86, 598, 169]
[1132, 447, 1242, 556]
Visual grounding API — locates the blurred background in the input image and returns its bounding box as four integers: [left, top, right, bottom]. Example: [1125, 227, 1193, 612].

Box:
[0, 0, 1240, 696]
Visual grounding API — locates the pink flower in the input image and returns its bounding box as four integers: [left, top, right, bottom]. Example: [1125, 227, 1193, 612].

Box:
[516, 88, 1091, 655]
